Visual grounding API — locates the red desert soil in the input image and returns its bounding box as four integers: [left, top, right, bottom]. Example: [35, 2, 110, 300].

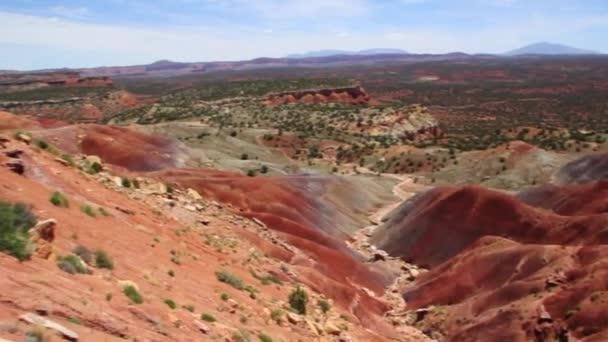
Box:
[0, 111, 41, 130]
[0, 131, 403, 341]
[151, 168, 398, 329]
[373, 181, 608, 341]
[32, 124, 183, 171]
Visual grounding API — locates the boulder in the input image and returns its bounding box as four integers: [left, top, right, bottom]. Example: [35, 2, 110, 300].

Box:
[407, 268, 420, 281]
[19, 313, 79, 341]
[194, 321, 210, 334]
[286, 312, 302, 324]
[5, 161, 24, 175]
[186, 188, 203, 201]
[32, 219, 57, 242]
[324, 321, 342, 335]
[371, 250, 389, 262]
[4, 149, 24, 158]
[15, 133, 31, 144]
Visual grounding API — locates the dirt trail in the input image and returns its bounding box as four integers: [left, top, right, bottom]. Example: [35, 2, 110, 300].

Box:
[369, 174, 429, 225]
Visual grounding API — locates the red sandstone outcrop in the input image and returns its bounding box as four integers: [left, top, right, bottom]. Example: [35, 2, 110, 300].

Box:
[264, 86, 372, 106]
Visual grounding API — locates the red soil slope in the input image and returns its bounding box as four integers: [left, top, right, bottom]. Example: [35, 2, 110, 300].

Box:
[0, 111, 41, 130]
[518, 180, 608, 215]
[372, 185, 608, 267]
[152, 168, 396, 327]
[0, 131, 400, 340]
[33, 124, 183, 171]
[374, 181, 608, 340]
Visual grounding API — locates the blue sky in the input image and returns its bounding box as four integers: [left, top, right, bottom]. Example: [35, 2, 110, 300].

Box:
[0, 0, 607, 70]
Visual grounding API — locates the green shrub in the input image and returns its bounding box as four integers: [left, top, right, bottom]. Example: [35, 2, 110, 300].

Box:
[288, 286, 308, 315]
[168, 270, 175, 277]
[81, 205, 96, 218]
[72, 245, 93, 264]
[182, 304, 195, 312]
[318, 299, 331, 313]
[221, 292, 230, 301]
[247, 170, 256, 177]
[232, 330, 251, 342]
[123, 285, 143, 304]
[0, 201, 35, 260]
[258, 333, 273, 342]
[121, 178, 131, 188]
[35, 139, 49, 150]
[50, 191, 69, 208]
[164, 299, 177, 309]
[67, 317, 81, 325]
[270, 309, 282, 323]
[216, 270, 244, 290]
[94, 250, 114, 269]
[98, 207, 111, 217]
[57, 254, 88, 274]
[201, 313, 216, 322]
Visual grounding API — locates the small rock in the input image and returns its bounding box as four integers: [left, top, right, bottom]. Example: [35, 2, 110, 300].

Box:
[227, 299, 239, 309]
[199, 217, 211, 225]
[55, 158, 70, 166]
[286, 312, 302, 324]
[16, 133, 31, 144]
[85, 155, 102, 164]
[186, 188, 202, 200]
[5, 161, 24, 175]
[19, 313, 79, 341]
[184, 205, 197, 212]
[115, 206, 135, 215]
[112, 177, 123, 188]
[194, 320, 210, 334]
[4, 149, 24, 158]
[252, 218, 266, 228]
[324, 321, 342, 335]
[371, 250, 389, 262]
[407, 268, 420, 281]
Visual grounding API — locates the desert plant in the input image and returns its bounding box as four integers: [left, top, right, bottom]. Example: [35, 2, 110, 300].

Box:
[221, 292, 230, 301]
[123, 285, 143, 304]
[258, 333, 273, 342]
[72, 245, 93, 264]
[57, 254, 88, 274]
[318, 299, 331, 313]
[98, 207, 111, 217]
[288, 286, 308, 315]
[49, 191, 69, 208]
[121, 178, 131, 188]
[216, 270, 244, 290]
[0, 201, 35, 261]
[201, 313, 216, 322]
[94, 250, 114, 269]
[81, 205, 96, 218]
[164, 299, 177, 309]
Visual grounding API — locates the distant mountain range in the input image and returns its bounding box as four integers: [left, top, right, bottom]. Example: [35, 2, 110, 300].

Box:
[286, 49, 408, 59]
[4, 42, 602, 76]
[504, 42, 599, 56]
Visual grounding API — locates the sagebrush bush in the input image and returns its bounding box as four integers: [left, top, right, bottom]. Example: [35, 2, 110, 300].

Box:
[288, 286, 308, 315]
[201, 313, 216, 322]
[94, 250, 114, 269]
[57, 254, 88, 274]
[50, 191, 69, 208]
[123, 285, 143, 304]
[216, 270, 244, 290]
[73, 245, 93, 264]
[0, 201, 35, 261]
